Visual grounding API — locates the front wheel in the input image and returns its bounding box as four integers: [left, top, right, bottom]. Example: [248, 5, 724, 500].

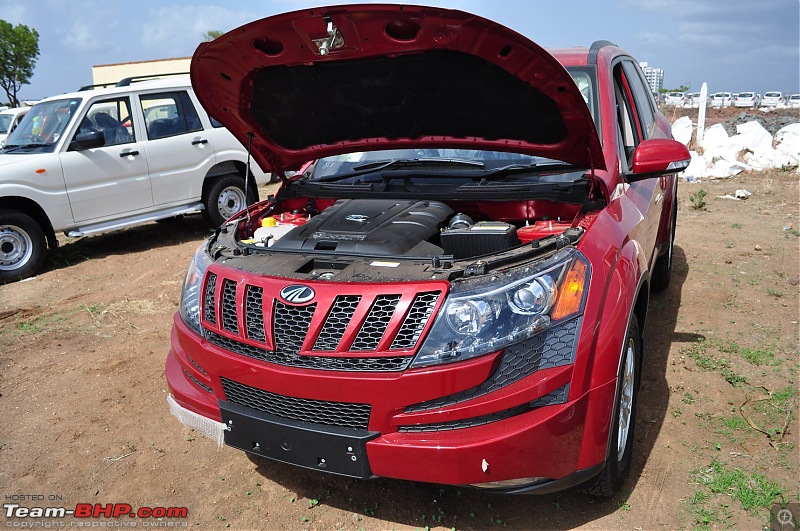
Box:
[588, 315, 641, 497]
[202, 175, 256, 227]
[0, 210, 47, 284]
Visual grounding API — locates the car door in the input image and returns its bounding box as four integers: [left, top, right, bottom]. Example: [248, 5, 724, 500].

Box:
[59, 96, 153, 223]
[614, 60, 663, 266]
[137, 89, 216, 206]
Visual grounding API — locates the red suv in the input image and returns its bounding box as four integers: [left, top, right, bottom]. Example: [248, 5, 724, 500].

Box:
[166, 5, 689, 495]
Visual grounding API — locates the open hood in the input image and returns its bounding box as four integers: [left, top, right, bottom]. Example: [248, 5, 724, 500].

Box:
[191, 4, 605, 176]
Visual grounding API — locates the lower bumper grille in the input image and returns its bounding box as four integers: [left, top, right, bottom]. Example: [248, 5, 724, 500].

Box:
[221, 377, 371, 430]
[205, 330, 412, 371]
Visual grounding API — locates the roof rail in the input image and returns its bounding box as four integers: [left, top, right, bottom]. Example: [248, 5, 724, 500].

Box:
[588, 40, 618, 66]
[78, 81, 118, 91]
[115, 72, 189, 87]
[78, 72, 189, 92]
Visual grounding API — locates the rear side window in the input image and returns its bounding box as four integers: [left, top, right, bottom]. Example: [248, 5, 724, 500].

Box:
[140, 91, 202, 140]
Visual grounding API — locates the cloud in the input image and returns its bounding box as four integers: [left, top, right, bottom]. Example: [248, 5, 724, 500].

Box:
[138, 5, 262, 57]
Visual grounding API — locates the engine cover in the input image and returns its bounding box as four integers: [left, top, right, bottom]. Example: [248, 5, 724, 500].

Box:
[270, 199, 453, 256]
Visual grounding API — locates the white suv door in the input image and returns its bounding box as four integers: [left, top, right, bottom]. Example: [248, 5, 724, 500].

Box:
[60, 96, 152, 223]
[137, 89, 215, 206]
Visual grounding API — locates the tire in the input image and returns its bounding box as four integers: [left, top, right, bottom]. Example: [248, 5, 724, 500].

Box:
[651, 199, 676, 292]
[0, 210, 47, 284]
[202, 174, 256, 227]
[588, 314, 641, 497]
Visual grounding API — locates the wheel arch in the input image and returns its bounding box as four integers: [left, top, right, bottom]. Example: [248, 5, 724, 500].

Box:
[0, 196, 58, 250]
[201, 161, 260, 204]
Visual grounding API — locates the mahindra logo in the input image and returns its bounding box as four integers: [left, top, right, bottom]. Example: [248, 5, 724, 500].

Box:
[280, 285, 315, 304]
[345, 214, 369, 223]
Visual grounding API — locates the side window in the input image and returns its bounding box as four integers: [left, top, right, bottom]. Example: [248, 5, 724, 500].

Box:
[613, 64, 640, 170]
[621, 60, 656, 139]
[82, 97, 135, 147]
[140, 91, 202, 140]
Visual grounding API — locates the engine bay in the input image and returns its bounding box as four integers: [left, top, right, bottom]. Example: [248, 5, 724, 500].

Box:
[208, 197, 585, 283]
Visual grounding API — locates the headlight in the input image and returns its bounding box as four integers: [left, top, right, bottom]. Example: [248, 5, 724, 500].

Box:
[180, 242, 214, 333]
[411, 248, 589, 368]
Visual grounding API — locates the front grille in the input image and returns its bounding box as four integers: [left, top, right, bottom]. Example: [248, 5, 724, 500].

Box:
[351, 295, 401, 351]
[221, 377, 370, 429]
[245, 286, 265, 342]
[313, 295, 361, 351]
[273, 300, 316, 351]
[203, 273, 217, 324]
[205, 330, 412, 371]
[201, 269, 442, 371]
[398, 384, 570, 432]
[221, 279, 238, 333]
[405, 317, 581, 412]
[390, 291, 440, 350]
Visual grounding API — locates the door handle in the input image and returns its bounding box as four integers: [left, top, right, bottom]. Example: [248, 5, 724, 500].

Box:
[119, 150, 139, 157]
[192, 139, 209, 145]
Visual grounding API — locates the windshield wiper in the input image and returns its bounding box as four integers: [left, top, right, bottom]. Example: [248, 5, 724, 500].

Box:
[313, 158, 485, 183]
[478, 161, 578, 180]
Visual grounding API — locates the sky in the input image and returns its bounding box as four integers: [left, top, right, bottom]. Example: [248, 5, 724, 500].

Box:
[2, 0, 799, 101]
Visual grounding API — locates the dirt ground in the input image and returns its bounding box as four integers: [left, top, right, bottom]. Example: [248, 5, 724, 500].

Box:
[1, 126, 798, 529]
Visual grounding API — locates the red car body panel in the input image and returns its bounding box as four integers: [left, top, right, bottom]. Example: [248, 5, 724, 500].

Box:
[166, 5, 689, 493]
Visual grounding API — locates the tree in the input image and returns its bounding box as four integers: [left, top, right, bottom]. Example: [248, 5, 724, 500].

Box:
[0, 20, 40, 107]
[202, 30, 223, 42]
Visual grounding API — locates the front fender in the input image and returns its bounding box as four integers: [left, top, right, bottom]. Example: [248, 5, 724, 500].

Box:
[572, 199, 650, 469]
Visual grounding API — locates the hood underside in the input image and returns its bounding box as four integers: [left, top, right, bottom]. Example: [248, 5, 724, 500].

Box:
[191, 4, 604, 173]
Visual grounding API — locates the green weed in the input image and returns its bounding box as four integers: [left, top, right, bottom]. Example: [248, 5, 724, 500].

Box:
[692, 459, 784, 514]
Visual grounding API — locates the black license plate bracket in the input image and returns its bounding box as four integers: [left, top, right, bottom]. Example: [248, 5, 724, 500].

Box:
[219, 401, 378, 479]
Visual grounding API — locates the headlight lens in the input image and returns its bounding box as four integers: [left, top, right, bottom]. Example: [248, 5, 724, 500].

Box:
[179, 242, 214, 333]
[411, 248, 589, 368]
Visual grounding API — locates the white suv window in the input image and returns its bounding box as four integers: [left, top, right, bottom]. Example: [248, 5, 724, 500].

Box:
[84, 98, 135, 146]
[141, 91, 202, 140]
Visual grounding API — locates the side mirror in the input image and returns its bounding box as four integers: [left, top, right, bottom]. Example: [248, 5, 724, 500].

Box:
[626, 139, 690, 182]
[69, 130, 105, 151]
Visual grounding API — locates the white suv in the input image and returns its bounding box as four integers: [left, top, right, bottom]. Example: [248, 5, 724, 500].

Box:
[0, 76, 270, 283]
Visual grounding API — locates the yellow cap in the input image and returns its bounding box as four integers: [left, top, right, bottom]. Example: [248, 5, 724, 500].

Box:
[261, 216, 277, 227]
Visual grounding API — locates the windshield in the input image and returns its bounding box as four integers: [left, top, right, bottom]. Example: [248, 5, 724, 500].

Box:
[4, 98, 82, 150]
[308, 149, 577, 182]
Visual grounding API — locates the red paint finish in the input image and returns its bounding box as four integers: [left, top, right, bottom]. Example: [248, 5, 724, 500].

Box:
[166, 6, 689, 493]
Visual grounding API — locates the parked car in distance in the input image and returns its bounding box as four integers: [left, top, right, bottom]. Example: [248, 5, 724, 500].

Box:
[665, 92, 687, 107]
[761, 91, 785, 108]
[166, 4, 690, 497]
[734, 92, 760, 108]
[711, 92, 734, 108]
[787, 94, 800, 108]
[0, 106, 30, 147]
[0, 75, 271, 283]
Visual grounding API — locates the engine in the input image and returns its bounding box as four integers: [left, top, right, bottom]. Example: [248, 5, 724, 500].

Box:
[269, 199, 453, 256]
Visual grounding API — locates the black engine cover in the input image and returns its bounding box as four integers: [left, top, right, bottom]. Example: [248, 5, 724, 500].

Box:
[270, 199, 453, 256]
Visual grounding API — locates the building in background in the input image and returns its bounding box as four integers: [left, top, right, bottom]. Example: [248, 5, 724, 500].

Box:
[91, 57, 191, 88]
[639, 62, 664, 95]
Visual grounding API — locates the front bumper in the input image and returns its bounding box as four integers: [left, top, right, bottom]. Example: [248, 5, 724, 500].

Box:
[166, 313, 616, 488]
